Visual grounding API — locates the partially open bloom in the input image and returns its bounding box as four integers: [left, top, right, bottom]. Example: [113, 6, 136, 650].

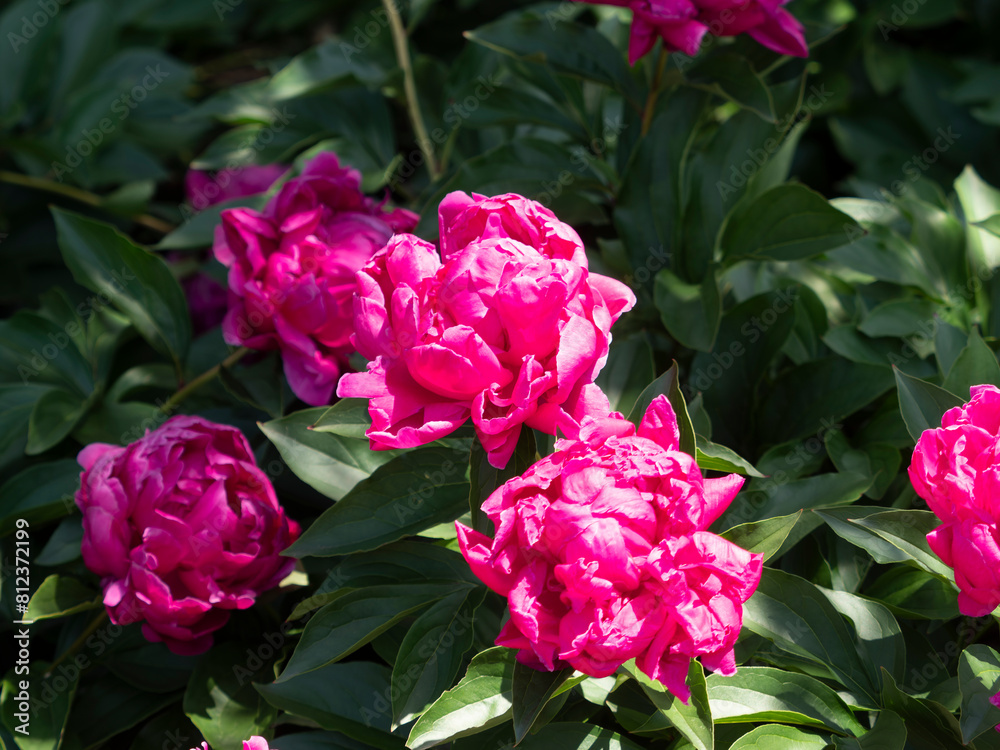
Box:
[909, 384, 1000, 616]
[575, 0, 808, 63]
[185, 164, 287, 211]
[456, 395, 761, 700]
[337, 191, 636, 469]
[75, 416, 300, 655]
[214, 152, 418, 405]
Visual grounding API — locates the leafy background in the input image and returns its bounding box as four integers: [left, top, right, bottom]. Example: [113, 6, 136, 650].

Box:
[3, 0, 1000, 748]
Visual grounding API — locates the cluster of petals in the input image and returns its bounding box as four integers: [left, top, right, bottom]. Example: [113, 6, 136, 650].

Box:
[75, 416, 300, 655]
[456, 395, 762, 700]
[337, 191, 637, 469]
[575, 0, 808, 63]
[213, 152, 418, 405]
[909, 384, 1000, 617]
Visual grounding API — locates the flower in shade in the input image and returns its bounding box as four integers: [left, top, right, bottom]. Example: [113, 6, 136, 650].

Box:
[909, 384, 1000, 617]
[185, 164, 288, 211]
[75, 416, 300, 655]
[456, 395, 761, 700]
[575, 0, 808, 63]
[337, 191, 636, 469]
[213, 152, 419, 405]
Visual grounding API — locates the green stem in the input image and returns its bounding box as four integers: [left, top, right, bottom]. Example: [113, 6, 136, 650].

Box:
[641, 48, 671, 137]
[382, 0, 440, 180]
[160, 347, 250, 414]
[45, 610, 108, 677]
[0, 170, 175, 234]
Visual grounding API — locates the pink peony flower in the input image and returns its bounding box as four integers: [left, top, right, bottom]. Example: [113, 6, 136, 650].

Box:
[185, 164, 288, 211]
[213, 152, 419, 405]
[336, 191, 636, 469]
[75, 416, 300, 655]
[456, 395, 761, 700]
[575, 0, 808, 63]
[909, 384, 1000, 616]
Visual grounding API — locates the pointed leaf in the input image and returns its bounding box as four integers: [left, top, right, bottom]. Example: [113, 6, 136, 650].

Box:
[894, 366, 964, 443]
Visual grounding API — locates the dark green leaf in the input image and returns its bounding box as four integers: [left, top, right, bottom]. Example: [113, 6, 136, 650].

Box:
[720, 184, 861, 263]
[53, 209, 191, 370]
[943, 327, 1000, 398]
[256, 662, 403, 749]
[720, 512, 801, 563]
[729, 725, 829, 749]
[391, 587, 485, 729]
[26, 389, 91, 455]
[959, 645, 1000, 743]
[184, 642, 278, 749]
[654, 269, 722, 352]
[880, 669, 965, 750]
[71, 674, 179, 748]
[517, 722, 646, 749]
[260, 408, 399, 501]
[621, 660, 713, 750]
[285, 447, 470, 557]
[1, 662, 78, 750]
[278, 584, 459, 682]
[464, 11, 642, 108]
[511, 664, 574, 743]
[24, 575, 98, 622]
[0, 460, 81, 536]
[742, 568, 877, 704]
[36, 516, 84, 567]
[850, 510, 953, 578]
[406, 647, 516, 750]
[311, 399, 374, 439]
[707, 667, 864, 735]
[695, 436, 764, 477]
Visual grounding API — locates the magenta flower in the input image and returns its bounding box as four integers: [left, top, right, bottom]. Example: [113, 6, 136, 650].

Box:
[576, 0, 808, 63]
[213, 152, 419, 405]
[456, 395, 761, 700]
[185, 164, 287, 211]
[75, 416, 300, 655]
[909, 384, 1000, 616]
[336, 191, 636, 469]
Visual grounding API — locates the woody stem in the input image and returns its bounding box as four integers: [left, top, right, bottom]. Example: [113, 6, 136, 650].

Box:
[640, 48, 670, 137]
[160, 347, 250, 415]
[0, 170, 174, 234]
[382, 0, 440, 180]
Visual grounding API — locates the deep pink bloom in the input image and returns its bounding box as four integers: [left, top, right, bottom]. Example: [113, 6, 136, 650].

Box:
[456, 395, 761, 700]
[993, 691, 1000, 730]
[575, 0, 808, 63]
[909, 384, 1000, 616]
[337, 191, 636, 469]
[213, 153, 419, 405]
[75, 416, 300, 655]
[185, 164, 287, 211]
